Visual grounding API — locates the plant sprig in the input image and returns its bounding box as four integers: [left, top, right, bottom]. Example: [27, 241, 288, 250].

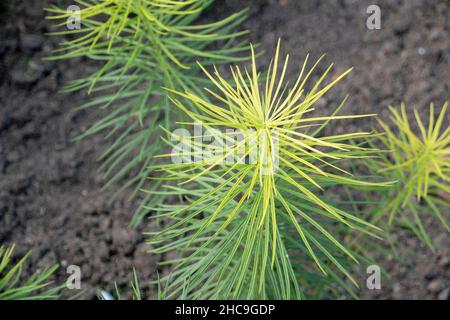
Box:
[146, 41, 392, 298]
[366, 102, 449, 249]
[0, 244, 63, 300]
[46, 0, 252, 225]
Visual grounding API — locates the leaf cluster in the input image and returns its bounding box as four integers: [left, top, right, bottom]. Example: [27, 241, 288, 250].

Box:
[0, 244, 62, 300]
[146, 42, 392, 299]
[46, 0, 251, 225]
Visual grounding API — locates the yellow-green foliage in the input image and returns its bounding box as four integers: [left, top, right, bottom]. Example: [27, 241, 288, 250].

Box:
[0, 244, 61, 300]
[46, 0, 251, 225]
[147, 41, 391, 298]
[370, 103, 449, 249]
[378, 103, 449, 217]
[46, 0, 249, 73]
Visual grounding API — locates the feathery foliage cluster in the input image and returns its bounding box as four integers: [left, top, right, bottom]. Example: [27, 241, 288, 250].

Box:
[44, 0, 450, 300]
[146, 42, 393, 299]
[366, 103, 449, 249]
[46, 0, 251, 225]
[0, 244, 62, 300]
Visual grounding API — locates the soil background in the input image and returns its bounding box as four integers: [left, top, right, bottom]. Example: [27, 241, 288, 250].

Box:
[0, 0, 449, 299]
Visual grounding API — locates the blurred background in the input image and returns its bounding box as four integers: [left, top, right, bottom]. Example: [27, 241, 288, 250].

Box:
[0, 0, 449, 299]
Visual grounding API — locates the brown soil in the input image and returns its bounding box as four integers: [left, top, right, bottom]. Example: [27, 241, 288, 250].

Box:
[0, 0, 449, 299]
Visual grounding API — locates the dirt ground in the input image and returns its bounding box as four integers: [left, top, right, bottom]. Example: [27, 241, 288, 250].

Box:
[0, 0, 449, 299]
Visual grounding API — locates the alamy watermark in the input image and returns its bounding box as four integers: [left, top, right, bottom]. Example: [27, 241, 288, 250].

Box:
[366, 265, 381, 290]
[366, 5, 381, 30]
[66, 5, 81, 30]
[170, 122, 280, 175]
[66, 264, 81, 290]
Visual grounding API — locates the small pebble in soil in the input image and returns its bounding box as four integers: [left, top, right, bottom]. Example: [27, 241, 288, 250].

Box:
[9, 59, 45, 84]
[418, 47, 427, 55]
[439, 256, 450, 268]
[438, 288, 450, 300]
[427, 279, 442, 293]
[20, 33, 44, 51]
[393, 16, 411, 34]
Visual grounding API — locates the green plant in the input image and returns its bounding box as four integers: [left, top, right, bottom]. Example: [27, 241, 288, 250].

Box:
[44, 1, 450, 301]
[366, 103, 449, 249]
[146, 41, 392, 299]
[46, 0, 251, 225]
[0, 244, 62, 300]
[99, 268, 142, 300]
